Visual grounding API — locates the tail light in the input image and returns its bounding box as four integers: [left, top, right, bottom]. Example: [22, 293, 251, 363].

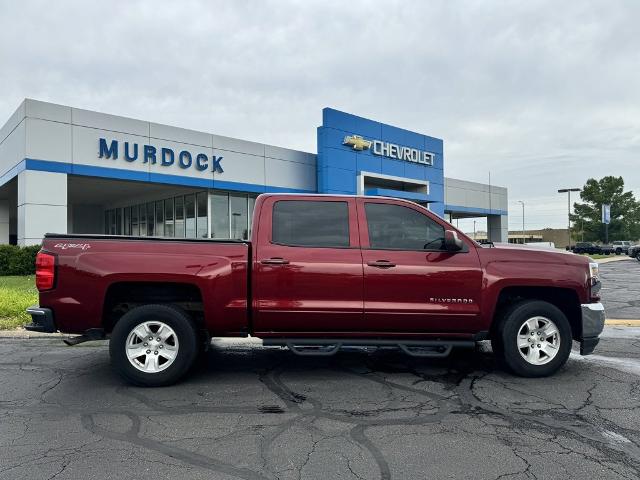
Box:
[35, 252, 56, 291]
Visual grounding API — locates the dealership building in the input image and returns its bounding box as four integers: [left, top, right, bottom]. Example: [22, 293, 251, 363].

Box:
[0, 99, 507, 245]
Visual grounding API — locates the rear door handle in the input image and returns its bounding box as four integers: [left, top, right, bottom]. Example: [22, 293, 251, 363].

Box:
[261, 257, 290, 265]
[367, 260, 396, 268]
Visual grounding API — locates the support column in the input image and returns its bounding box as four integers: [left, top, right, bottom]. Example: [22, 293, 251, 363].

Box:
[18, 171, 67, 246]
[487, 214, 508, 243]
[0, 199, 9, 244]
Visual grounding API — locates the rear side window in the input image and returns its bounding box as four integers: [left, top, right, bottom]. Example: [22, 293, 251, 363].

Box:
[272, 200, 350, 247]
[365, 203, 445, 250]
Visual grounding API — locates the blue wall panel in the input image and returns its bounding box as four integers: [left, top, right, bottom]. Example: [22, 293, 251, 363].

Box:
[321, 147, 357, 171]
[317, 108, 445, 215]
[320, 166, 357, 193]
[356, 154, 382, 175]
[380, 158, 405, 178]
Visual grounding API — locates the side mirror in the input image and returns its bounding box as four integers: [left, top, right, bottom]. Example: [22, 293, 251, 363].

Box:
[444, 230, 463, 252]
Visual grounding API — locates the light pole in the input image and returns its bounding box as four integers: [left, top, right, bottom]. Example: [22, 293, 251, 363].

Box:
[473, 220, 477, 240]
[517, 201, 525, 244]
[558, 188, 580, 249]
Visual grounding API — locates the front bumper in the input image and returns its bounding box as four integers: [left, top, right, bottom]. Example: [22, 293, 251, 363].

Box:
[579, 302, 605, 355]
[24, 306, 56, 333]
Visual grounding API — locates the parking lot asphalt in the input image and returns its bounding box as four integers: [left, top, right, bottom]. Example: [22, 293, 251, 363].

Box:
[600, 257, 640, 320]
[0, 326, 639, 480]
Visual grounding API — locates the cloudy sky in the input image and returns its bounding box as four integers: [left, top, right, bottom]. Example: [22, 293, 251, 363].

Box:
[1, 0, 638, 231]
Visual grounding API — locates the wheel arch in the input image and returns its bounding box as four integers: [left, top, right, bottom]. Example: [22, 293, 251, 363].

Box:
[102, 281, 204, 333]
[490, 286, 582, 341]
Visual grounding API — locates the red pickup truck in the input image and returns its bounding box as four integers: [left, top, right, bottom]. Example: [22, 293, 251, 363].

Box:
[26, 194, 605, 386]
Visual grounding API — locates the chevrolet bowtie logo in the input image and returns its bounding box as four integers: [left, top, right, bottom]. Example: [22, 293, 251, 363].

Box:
[343, 135, 372, 151]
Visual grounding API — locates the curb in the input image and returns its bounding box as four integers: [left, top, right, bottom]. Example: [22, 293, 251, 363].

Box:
[0, 330, 65, 339]
[605, 319, 640, 326]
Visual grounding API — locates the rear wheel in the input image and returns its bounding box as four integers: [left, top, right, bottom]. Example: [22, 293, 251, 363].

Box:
[493, 300, 572, 377]
[110, 304, 199, 387]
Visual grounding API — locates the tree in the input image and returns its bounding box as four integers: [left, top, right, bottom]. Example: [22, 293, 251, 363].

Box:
[570, 176, 640, 243]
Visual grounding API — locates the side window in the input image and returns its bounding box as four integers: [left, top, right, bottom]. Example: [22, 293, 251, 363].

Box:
[365, 203, 445, 250]
[272, 200, 350, 248]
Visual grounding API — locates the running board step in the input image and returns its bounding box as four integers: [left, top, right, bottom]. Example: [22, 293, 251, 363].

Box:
[63, 328, 106, 346]
[262, 338, 475, 358]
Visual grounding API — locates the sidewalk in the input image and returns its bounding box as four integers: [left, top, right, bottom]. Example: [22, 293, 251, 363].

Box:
[597, 256, 635, 264]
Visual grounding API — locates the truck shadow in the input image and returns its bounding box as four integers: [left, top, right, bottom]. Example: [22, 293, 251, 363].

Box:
[190, 342, 499, 385]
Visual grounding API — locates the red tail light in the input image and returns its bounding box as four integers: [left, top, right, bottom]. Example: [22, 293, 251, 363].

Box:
[35, 252, 56, 291]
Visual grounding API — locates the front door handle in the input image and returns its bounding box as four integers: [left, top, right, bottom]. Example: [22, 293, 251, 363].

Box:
[367, 260, 396, 268]
[261, 257, 290, 265]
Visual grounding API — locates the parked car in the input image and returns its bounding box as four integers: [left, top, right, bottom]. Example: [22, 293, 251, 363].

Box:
[599, 244, 615, 255]
[25, 194, 605, 386]
[612, 241, 633, 255]
[571, 242, 601, 255]
[629, 244, 640, 260]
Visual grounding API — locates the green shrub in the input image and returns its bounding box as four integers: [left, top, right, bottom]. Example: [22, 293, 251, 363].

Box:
[0, 245, 41, 276]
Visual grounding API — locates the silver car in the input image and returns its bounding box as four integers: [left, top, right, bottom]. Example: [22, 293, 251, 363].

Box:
[613, 240, 633, 255]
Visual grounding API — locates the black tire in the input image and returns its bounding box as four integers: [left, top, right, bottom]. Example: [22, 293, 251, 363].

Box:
[493, 300, 572, 377]
[109, 304, 199, 387]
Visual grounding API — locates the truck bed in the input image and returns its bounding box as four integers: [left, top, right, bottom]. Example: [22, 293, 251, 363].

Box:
[40, 234, 250, 335]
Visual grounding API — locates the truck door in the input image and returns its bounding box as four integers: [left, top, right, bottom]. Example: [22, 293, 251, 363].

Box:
[358, 199, 483, 333]
[252, 197, 364, 333]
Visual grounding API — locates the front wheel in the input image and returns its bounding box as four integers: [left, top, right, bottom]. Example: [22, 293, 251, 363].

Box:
[493, 300, 572, 377]
[109, 304, 199, 387]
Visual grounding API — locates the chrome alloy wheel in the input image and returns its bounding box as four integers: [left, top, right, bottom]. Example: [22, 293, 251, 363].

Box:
[517, 316, 561, 366]
[125, 321, 179, 373]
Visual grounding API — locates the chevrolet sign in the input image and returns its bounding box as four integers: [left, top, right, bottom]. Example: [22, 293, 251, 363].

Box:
[343, 135, 434, 166]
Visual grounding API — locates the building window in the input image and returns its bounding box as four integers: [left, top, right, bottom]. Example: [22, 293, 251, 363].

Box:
[272, 200, 350, 248]
[147, 203, 155, 236]
[196, 192, 208, 238]
[210, 192, 229, 239]
[230, 193, 248, 240]
[131, 205, 139, 236]
[185, 194, 196, 238]
[116, 209, 123, 235]
[103, 190, 254, 240]
[108, 210, 116, 235]
[164, 199, 174, 238]
[175, 196, 185, 238]
[124, 207, 131, 236]
[139, 203, 147, 236]
[155, 200, 164, 237]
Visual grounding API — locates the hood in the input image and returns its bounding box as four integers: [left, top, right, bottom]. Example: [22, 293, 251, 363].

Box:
[477, 242, 591, 266]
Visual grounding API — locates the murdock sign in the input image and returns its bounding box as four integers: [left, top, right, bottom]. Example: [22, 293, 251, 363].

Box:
[98, 138, 224, 174]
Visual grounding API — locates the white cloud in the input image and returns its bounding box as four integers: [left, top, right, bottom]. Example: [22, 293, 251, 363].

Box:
[1, 0, 638, 229]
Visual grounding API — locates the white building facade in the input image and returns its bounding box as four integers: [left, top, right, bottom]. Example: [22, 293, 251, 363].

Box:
[0, 99, 507, 245]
